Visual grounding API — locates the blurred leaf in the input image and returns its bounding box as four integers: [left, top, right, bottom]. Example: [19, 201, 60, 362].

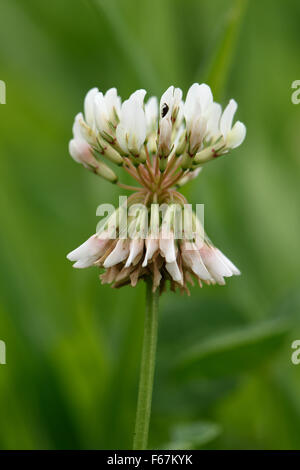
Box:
[204, 0, 248, 101]
[173, 316, 291, 380]
[163, 421, 221, 450]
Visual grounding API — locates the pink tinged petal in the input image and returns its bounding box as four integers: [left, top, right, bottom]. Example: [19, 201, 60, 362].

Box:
[84, 87, 99, 128]
[159, 233, 176, 263]
[165, 261, 183, 283]
[181, 242, 211, 280]
[104, 239, 129, 268]
[200, 245, 232, 284]
[226, 121, 246, 149]
[215, 249, 241, 275]
[67, 235, 108, 260]
[142, 238, 159, 267]
[125, 239, 144, 268]
[220, 99, 237, 139]
[69, 139, 96, 168]
[67, 235, 108, 268]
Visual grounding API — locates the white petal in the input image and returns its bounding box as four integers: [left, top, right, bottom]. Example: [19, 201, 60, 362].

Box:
[145, 96, 158, 132]
[226, 121, 246, 149]
[160, 86, 174, 111]
[181, 242, 211, 280]
[131, 108, 147, 151]
[184, 83, 212, 130]
[174, 100, 184, 126]
[142, 238, 159, 267]
[189, 115, 207, 153]
[94, 92, 109, 134]
[159, 232, 176, 263]
[68, 139, 96, 167]
[130, 89, 147, 105]
[104, 240, 129, 268]
[76, 113, 97, 145]
[67, 235, 108, 268]
[84, 87, 98, 128]
[205, 102, 222, 139]
[176, 167, 202, 187]
[220, 99, 237, 139]
[198, 83, 213, 111]
[189, 167, 202, 179]
[117, 89, 147, 153]
[72, 259, 95, 269]
[116, 124, 128, 153]
[215, 249, 241, 275]
[158, 117, 172, 154]
[173, 87, 183, 107]
[165, 260, 182, 283]
[184, 83, 200, 126]
[200, 245, 232, 284]
[125, 239, 144, 267]
[105, 87, 121, 117]
[69, 139, 82, 164]
[72, 113, 84, 139]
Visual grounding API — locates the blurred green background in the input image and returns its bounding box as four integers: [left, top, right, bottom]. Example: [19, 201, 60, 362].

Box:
[0, 0, 300, 450]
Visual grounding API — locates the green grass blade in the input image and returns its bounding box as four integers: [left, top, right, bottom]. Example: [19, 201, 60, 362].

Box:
[88, 0, 160, 91]
[204, 0, 248, 101]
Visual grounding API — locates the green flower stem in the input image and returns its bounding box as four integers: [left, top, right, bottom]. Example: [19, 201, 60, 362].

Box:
[133, 278, 159, 450]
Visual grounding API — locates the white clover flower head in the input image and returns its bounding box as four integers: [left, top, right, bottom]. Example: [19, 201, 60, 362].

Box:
[67, 83, 246, 293]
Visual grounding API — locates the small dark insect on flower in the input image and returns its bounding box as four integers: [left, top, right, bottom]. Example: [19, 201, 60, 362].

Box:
[161, 103, 169, 118]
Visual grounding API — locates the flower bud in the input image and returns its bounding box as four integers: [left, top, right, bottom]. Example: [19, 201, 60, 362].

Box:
[95, 161, 118, 183]
[96, 136, 124, 165]
[69, 138, 98, 169]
